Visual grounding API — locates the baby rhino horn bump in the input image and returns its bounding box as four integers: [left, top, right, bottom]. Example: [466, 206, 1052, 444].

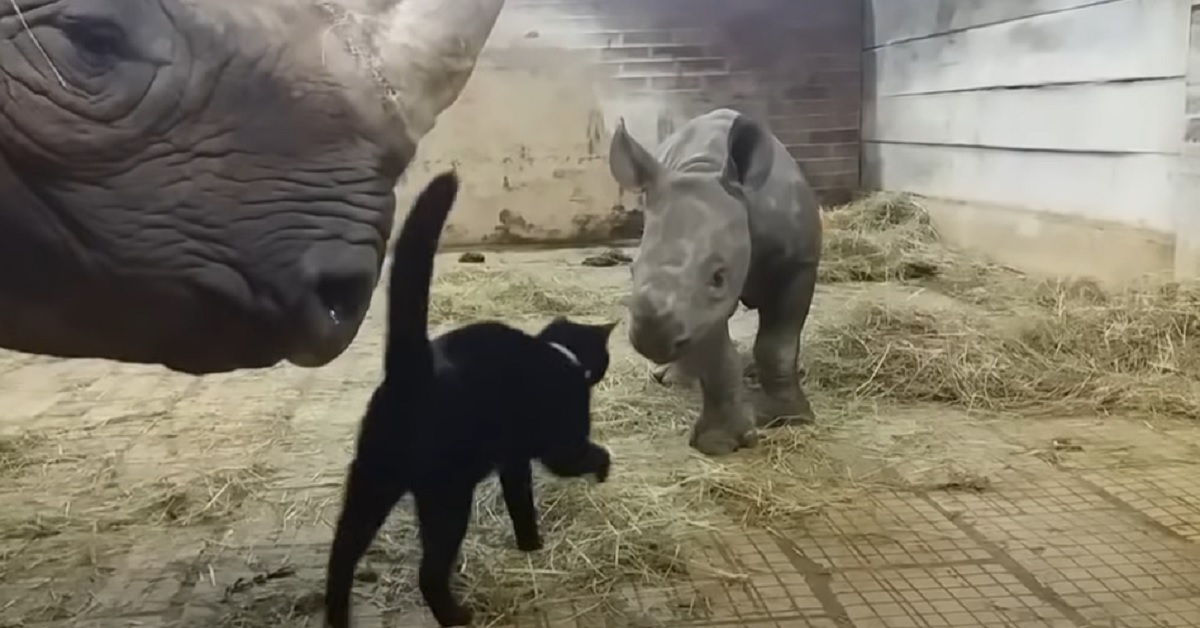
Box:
[369, 0, 507, 143]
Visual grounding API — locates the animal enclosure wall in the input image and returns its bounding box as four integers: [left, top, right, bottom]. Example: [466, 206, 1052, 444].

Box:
[396, 0, 862, 247]
[861, 0, 1193, 281]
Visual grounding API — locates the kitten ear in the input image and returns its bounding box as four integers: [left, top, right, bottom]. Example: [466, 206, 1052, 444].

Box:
[539, 316, 569, 337]
[598, 320, 619, 338]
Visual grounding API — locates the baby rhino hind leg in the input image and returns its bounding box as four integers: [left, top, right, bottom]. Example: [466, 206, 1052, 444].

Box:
[752, 266, 817, 427]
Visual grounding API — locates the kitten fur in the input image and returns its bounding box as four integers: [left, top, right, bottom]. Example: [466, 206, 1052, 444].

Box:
[324, 170, 615, 628]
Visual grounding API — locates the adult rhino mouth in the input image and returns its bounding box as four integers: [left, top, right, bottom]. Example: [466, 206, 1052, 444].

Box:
[286, 242, 381, 367]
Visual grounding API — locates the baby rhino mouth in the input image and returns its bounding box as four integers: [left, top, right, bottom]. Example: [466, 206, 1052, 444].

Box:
[627, 318, 693, 365]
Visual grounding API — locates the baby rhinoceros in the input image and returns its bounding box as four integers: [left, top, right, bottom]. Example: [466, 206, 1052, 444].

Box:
[609, 108, 823, 456]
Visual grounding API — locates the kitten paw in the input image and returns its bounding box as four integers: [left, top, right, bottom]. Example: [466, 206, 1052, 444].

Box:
[516, 535, 544, 552]
[433, 605, 474, 627]
[589, 444, 611, 483]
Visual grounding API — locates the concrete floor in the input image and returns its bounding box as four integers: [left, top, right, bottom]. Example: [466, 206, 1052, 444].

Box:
[1, 249, 1199, 628]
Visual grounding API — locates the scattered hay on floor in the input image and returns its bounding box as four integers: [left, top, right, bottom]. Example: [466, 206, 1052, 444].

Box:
[1, 462, 277, 625]
[356, 356, 740, 624]
[366, 437, 729, 624]
[0, 431, 46, 477]
[428, 266, 624, 326]
[689, 423, 858, 526]
[354, 366, 902, 623]
[1, 463, 274, 543]
[128, 464, 275, 528]
[214, 588, 324, 628]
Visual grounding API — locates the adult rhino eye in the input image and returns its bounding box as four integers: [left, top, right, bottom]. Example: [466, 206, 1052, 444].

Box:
[61, 18, 127, 69]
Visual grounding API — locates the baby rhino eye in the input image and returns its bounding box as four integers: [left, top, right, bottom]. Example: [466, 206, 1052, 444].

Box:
[709, 268, 726, 290]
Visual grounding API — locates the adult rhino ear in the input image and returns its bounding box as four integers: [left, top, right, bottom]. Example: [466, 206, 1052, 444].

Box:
[368, 0, 506, 144]
[609, 118, 663, 192]
[722, 114, 774, 192]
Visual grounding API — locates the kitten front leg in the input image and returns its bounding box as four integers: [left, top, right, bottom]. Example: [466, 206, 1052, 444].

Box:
[499, 462, 542, 552]
[415, 488, 476, 627]
[540, 442, 611, 482]
[325, 460, 407, 628]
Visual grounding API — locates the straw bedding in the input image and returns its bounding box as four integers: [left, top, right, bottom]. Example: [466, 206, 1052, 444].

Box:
[5, 192, 1199, 626]
[342, 193, 1200, 622]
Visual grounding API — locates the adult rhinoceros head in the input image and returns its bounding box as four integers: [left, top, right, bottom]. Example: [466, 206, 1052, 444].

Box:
[0, 0, 503, 374]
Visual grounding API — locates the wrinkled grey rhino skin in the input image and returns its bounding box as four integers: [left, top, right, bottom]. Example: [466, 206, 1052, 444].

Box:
[609, 108, 823, 457]
[0, 0, 496, 374]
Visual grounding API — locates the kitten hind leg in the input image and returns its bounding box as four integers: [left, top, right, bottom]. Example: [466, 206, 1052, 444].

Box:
[415, 488, 476, 627]
[325, 462, 407, 628]
[499, 462, 541, 551]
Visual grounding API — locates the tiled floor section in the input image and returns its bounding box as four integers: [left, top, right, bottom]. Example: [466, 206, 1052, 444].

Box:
[2, 251, 1200, 628]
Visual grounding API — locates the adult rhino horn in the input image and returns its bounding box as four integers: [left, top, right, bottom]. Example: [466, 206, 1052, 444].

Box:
[368, 0, 506, 143]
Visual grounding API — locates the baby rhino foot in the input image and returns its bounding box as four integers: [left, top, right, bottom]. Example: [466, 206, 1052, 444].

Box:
[755, 388, 816, 428]
[689, 427, 759, 456]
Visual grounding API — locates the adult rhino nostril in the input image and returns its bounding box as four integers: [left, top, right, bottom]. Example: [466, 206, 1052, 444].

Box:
[314, 270, 375, 326]
[672, 337, 691, 354]
[289, 261, 378, 367]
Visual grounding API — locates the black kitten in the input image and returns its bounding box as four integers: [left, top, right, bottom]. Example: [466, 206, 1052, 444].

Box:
[324, 171, 614, 628]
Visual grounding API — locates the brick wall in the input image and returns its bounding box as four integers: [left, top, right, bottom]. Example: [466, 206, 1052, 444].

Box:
[514, 0, 863, 204]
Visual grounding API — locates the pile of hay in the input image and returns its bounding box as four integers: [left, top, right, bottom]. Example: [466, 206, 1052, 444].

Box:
[807, 193, 1200, 418]
[820, 193, 957, 283]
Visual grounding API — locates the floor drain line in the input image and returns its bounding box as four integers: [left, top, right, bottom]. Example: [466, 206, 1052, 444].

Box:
[921, 493, 1091, 627]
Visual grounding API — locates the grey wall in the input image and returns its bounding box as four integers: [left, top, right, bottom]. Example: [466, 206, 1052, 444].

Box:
[862, 0, 1192, 281]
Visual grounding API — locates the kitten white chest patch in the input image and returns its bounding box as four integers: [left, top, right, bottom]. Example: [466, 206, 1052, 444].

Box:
[548, 342, 590, 379]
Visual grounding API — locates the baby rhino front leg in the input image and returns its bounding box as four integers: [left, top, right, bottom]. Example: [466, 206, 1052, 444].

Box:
[752, 267, 817, 427]
[685, 322, 757, 456]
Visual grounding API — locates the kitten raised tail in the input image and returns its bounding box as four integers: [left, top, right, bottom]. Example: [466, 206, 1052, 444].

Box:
[325, 170, 460, 628]
[383, 170, 460, 379]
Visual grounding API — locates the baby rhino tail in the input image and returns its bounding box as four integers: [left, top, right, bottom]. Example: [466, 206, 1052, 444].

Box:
[384, 170, 461, 376]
